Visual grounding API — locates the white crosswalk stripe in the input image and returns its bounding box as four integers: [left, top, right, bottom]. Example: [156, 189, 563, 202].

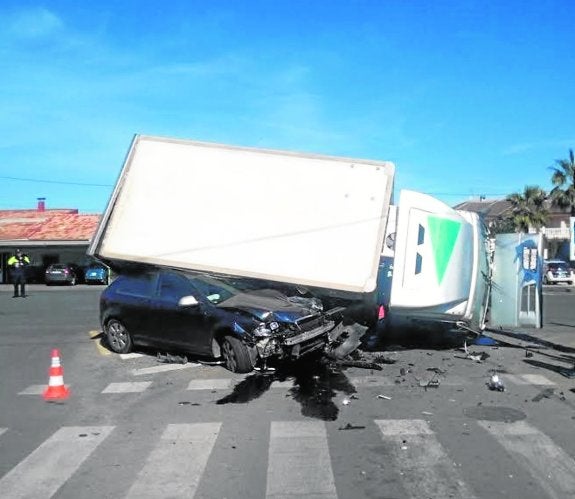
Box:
[375, 419, 476, 499]
[479, 420, 575, 498]
[0, 425, 114, 499]
[187, 378, 234, 390]
[124, 422, 221, 499]
[266, 421, 337, 499]
[102, 381, 152, 393]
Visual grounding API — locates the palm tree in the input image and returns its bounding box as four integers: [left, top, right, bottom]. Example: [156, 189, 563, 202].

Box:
[506, 186, 548, 233]
[549, 149, 575, 216]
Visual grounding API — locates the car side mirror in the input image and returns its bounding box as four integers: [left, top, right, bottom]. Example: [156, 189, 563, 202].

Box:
[178, 295, 199, 307]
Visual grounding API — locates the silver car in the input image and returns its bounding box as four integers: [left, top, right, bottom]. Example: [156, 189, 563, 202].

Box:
[543, 259, 573, 285]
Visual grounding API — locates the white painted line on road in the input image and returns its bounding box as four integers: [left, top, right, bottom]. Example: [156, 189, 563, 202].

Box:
[187, 379, 233, 390]
[131, 363, 199, 376]
[479, 420, 575, 497]
[120, 353, 145, 359]
[375, 419, 476, 499]
[270, 380, 295, 388]
[125, 423, 221, 499]
[0, 425, 114, 499]
[503, 374, 555, 386]
[101, 381, 152, 393]
[18, 384, 46, 395]
[266, 421, 337, 499]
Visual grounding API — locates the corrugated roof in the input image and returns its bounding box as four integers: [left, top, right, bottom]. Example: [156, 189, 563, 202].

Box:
[0, 209, 100, 241]
[454, 199, 512, 218]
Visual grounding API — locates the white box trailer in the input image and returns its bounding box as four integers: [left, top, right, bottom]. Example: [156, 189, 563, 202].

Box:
[89, 135, 395, 294]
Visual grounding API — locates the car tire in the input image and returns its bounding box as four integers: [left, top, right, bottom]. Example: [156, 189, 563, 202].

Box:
[105, 319, 133, 354]
[221, 335, 253, 373]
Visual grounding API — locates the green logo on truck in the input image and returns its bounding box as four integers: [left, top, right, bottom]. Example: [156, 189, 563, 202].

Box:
[428, 216, 461, 284]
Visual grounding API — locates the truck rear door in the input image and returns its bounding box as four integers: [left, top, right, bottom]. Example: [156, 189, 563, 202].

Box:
[489, 233, 543, 328]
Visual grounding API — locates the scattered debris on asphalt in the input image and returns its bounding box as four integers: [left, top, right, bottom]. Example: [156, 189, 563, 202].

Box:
[338, 423, 366, 430]
[487, 374, 505, 392]
[336, 359, 383, 371]
[418, 378, 441, 389]
[422, 411, 433, 416]
[342, 398, 351, 405]
[178, 401, 201, 406]
[157, 353, 188, 364]
[377, 394, 392, 400]
[427, 367, 447, 375]
[456, 342, 490, 362]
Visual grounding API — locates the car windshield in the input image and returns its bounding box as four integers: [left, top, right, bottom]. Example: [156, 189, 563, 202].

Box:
[549, 263, 569, 271]
[50, 264, 66, 270]
[188, 276, 240, 304]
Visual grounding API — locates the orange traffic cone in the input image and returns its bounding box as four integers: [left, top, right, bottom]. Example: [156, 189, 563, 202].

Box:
[43, 349, 70, 401]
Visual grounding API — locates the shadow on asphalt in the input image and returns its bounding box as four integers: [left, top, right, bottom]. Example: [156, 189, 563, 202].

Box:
[486, 328, 575, 354]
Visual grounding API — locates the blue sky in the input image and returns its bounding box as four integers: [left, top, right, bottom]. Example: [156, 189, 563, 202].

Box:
[1, 0, 574, 213]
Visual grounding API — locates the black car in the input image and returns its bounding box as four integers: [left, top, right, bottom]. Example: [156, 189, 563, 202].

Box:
[99, 268, 341, 372]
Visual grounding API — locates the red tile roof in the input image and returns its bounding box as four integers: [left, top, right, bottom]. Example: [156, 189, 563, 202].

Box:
[0, 209, 100, 241]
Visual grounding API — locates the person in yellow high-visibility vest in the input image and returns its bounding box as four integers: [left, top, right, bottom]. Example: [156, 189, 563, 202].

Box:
[7, 249, 31, 298]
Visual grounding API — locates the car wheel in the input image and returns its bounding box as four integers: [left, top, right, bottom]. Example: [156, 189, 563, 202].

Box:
[105, 319, 133, 354]
[221, 335, 253, 373]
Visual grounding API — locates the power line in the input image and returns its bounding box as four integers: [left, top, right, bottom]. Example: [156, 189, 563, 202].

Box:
[0, 175, 113, 187]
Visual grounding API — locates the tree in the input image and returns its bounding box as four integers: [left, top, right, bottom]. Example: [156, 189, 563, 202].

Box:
[549, 149, 575, 216]
[506, 185, 548, 233]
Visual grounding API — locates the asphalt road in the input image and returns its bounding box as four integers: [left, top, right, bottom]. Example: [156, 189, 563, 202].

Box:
[1, 284, 575, 498]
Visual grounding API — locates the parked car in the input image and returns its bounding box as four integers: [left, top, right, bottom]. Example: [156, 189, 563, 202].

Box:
[100, 268, 341, 372]
[543, 259, 573, 285]
[44, 263, 82, 286]
[84, 263, 110, 285]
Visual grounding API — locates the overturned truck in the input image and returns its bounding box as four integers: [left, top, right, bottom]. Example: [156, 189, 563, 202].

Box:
[88, 135, 543, 371]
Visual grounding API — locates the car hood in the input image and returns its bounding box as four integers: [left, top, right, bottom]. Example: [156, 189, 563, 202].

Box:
[216, 289, 318, 322]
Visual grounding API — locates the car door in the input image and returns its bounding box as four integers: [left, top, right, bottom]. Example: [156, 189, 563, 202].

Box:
[150, 271, 213, 354]
[111, 273, 158, 343]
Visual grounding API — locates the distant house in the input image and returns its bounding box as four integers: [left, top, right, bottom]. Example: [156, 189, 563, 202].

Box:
[0, 198, 101, 283]
[454, 198, 572, 259]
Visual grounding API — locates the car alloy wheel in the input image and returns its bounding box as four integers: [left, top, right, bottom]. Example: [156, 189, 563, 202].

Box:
[221, 335, 253, 373]
[105, 319, 133, 354]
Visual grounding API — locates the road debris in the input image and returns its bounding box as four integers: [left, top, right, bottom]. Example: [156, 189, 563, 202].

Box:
[427, 367, 447, 375]
[487, 374, 505, 392]
[377, 394, 392, 400]
[456, 342, 490, 362]
[422, 411, 433, 416]
[342, 398, 351, 405]
[419, 378, 441, 389]
[157, 353, 188, 364]
[338, 423, 366, 430]
[336, 359, 383, 371]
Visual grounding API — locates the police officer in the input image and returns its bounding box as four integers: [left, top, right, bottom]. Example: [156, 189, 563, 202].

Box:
[7, 249, 30, 298]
